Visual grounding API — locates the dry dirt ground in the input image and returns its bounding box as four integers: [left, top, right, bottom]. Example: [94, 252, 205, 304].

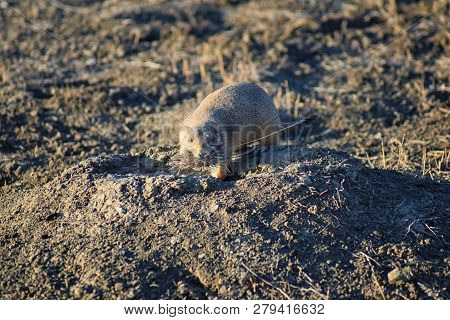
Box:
[0, 0, 449, 299]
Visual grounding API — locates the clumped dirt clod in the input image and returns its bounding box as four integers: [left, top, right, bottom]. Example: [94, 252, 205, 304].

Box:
[1, 146, 448, 299]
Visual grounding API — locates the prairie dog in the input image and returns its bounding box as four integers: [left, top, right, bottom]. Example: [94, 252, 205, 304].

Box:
[179, 82, 281, 179]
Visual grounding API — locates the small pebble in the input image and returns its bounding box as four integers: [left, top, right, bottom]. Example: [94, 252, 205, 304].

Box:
[388, 268, 402, 284]
[210, 202, 219, 213]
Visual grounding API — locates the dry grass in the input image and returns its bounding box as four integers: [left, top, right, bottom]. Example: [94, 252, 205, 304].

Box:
[1, 0, 449, 189]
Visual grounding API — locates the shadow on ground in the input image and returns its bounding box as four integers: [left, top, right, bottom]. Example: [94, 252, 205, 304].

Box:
[0, 146, 448, 299]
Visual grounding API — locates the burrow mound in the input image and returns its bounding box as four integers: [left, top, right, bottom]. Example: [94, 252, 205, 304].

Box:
[1, 146, 448, 299]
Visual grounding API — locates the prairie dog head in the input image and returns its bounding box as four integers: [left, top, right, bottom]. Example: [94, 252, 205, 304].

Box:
[179, 124, 224, 160]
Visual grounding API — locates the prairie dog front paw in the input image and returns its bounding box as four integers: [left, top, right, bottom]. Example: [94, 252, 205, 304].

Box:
[210, 164, 228, 179]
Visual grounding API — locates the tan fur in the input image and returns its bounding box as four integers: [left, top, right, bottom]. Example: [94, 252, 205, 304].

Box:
[179, 82, 281, 179]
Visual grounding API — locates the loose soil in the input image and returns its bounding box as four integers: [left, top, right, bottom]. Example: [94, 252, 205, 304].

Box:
[0, 0, 449, 299]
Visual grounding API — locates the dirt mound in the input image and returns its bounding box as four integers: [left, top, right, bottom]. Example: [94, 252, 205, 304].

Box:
[1, 146, 448, 299]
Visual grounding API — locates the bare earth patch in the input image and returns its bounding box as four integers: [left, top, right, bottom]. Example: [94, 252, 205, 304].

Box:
[1, 146, 448, 299]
